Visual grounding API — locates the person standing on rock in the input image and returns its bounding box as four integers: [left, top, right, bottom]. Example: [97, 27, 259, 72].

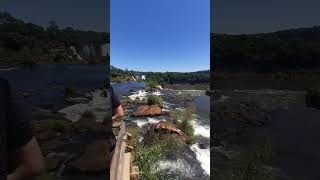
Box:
[0, 78, 44, 180]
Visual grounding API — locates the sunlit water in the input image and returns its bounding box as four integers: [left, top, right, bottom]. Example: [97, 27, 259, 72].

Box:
[112, 82, 210, 179]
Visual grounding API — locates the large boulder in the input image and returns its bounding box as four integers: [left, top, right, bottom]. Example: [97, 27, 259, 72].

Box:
[132, 105, 162, 117]
[67, 140, 108, 172]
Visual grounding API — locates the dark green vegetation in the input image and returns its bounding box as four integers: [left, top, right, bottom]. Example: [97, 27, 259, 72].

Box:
[146, 95, 163, 107]
[127, 127, 184, 180]
[174, 106, 197, 144]
[0, 12, 108, 66]
[212, 26, 320, 73]
[111, 65, 209, 84]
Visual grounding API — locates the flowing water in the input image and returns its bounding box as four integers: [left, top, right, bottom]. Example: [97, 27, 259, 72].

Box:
[112, 82, 210, 179]
[213, 85, 320, 180]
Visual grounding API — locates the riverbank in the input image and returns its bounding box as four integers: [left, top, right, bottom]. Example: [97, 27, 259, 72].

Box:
[211, 86, 320, 180]
[112, 82, 210, 180]
[0, 64, 110, 179]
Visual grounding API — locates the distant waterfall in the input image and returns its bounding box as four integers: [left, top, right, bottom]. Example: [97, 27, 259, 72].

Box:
[101, 43, 109, 57]
[82, 43, 109, 57]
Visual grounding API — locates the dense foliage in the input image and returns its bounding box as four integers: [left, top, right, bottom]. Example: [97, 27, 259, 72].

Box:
[146, 95, 163, 107]
[0, 12, 108, 65]
[110, 66, 209, 84]
[212, 26, 320, 73]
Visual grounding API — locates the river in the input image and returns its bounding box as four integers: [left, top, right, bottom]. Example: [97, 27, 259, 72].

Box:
[213, 84, 320, 180]
[112, 82, 210, 179]
[0, 64, 108, 110]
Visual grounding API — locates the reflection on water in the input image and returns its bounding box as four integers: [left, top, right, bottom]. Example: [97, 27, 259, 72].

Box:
[0, 64, 108, 109]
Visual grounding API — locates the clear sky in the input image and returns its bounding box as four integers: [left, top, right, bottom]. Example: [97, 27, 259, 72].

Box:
[0, 0, 109, 32]
[111, 0, 210, 72]
[212, 0, 320, 34]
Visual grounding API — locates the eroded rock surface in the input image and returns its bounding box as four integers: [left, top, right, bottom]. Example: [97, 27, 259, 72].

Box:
[132, 105, 162, 116]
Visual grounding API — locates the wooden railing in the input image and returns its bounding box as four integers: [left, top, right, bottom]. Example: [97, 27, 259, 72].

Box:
[110, 122, 139, 180]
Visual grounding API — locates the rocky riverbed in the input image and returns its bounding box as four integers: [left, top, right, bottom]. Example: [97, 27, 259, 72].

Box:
[211, 88, 320, 180]
[29, 88, 111, 180]
[112, 82, 210, 180]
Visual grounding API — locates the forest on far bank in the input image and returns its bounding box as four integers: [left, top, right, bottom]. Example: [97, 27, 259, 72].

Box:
[111, 66, 209, 85]
[212, 26, 320, 73]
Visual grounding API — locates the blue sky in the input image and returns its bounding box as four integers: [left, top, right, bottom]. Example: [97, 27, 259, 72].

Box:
[111, 0, 210, 72]
[212, 0, 320, 34]
[0, 0, 109, 32]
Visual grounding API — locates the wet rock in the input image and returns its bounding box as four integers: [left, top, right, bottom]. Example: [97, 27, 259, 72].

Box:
[212, 100, 269, 127]
[199, 143, 206, 149]
[67, 140, 108, 172]
[154, 121, 183, 135]
[132, 105, 162, 116]
[156, 85, 163, 90]
[58, 89, 108, 122]
[45, 152, 67, 171]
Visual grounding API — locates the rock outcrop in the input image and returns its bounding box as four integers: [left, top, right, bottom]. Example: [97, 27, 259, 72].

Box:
[132, 105, 162, 117]
[212, 100, 269, 127]
[154, 121, 183, 135]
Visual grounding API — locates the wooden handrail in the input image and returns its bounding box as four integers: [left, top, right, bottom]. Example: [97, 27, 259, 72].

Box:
[110, 122, 126, 180]
[110, 122, 139, 180]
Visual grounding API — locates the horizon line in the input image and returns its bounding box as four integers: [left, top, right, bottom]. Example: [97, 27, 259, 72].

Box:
[111, 65, 209, 73]
[211, 24, 320, 36]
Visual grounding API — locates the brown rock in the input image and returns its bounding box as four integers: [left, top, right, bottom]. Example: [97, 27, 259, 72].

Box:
[154, 121, 183, 135]
[132, 105, 162, 117]
[67, 140, 108, 172]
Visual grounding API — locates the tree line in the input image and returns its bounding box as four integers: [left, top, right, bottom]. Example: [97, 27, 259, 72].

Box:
[212, 26, 320, 73]
[0, 12, 108, 64]
[111, 66, 209, 85]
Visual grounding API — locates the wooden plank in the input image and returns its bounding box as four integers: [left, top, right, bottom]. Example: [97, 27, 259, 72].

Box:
[110, 122, 126, 180]
[122, 153, 131, 180]
[130, 166, 139, 180]
[116, 135, 127, 180]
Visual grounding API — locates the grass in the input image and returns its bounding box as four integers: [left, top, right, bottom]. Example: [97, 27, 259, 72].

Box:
[146, 80, 158, 90]
[126, 127, 184, 180]
[147, 95, 163, 107]
[179, 106, 195, 137]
